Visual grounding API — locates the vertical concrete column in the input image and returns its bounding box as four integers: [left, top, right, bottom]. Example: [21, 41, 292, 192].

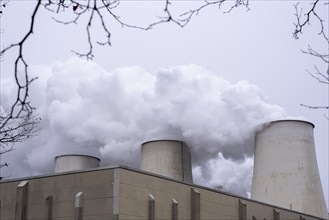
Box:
[172, 199, 178, 220]
[148, 194, 155, 220]
[15, 180, 28, 220]
[273, 209, 280, 220]
[239, 200, 247, 220]
[75, 192, 83, 220]
[191, 188, 200, 220]
[113, 169, 120, 220]
[45, 196, 53, 220]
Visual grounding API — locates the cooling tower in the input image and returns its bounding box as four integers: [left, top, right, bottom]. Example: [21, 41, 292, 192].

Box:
[54, 154, 100, 173]
[141, 140, 193, 183]
[251, 120, 328, 219]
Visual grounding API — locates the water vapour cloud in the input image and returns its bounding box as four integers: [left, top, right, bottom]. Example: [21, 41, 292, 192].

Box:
[1, 57, 287, 196]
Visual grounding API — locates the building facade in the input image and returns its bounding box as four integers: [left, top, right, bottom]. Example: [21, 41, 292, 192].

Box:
[0, 166, 326, 220]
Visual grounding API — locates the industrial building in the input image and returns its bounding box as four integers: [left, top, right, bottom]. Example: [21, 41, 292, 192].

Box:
[0, 120, 328, 220]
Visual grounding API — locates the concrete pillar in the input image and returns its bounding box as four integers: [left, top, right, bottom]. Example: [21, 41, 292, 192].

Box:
[113, 169, 120, 218]
[273, 209, 280, 220]
[172, 199, 178, 220]
[15, 180, 28, 220]
[45, 196, 53, 220]
[239, 200, 247, 220]
[191, 188, 200, 220]
[75, 192, 83, 220]
[148, 194, 155, 220]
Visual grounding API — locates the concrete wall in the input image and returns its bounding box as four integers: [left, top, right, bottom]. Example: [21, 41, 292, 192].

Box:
[1, 166, 325, 220]
[117, 168, 324, 220]
[0, 169, 116, 220]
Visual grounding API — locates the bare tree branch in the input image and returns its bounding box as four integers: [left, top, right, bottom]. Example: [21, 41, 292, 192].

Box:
[306, 65, 329, 85]
[294, 0, 329, 116]
[0, 0, 41, 128]
[0, 0, 9, 15]
[302, 44, 329, 67]
[3, 0, 251, 61]
[1, 0, 42, 172]
[300, 104, 329, 110]
[71, 0, 96, 59]
[45, 0, 250, 58]
[0, 114, 40, 144]
[0, 113, 40, 172]
[293, 0, 328, 41]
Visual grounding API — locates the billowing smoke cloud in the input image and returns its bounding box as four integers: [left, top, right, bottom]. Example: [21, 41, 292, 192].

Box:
[193, 153, 253, 196]
[1, 58, 287, 197]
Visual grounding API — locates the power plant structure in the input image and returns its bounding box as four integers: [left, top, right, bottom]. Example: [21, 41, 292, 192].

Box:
[141, 140, 193, 184]
[251, 120, 328, 219]
[54, 154, 100, 173]
[0, 119, 328, 220]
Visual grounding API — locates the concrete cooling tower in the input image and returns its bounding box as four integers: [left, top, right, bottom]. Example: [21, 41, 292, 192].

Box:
[251, 120, 328, 219]
[141, 140, 193, 184]
[54, 154, 100, 173]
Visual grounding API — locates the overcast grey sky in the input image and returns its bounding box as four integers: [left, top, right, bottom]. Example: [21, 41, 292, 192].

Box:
[1, 0, 328, 208]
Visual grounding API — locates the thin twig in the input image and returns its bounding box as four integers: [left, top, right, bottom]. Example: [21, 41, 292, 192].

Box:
[300, 104, 329, 109]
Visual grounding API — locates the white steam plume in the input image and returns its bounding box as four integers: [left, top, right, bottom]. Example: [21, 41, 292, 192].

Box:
[1, 58, 287, 197]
